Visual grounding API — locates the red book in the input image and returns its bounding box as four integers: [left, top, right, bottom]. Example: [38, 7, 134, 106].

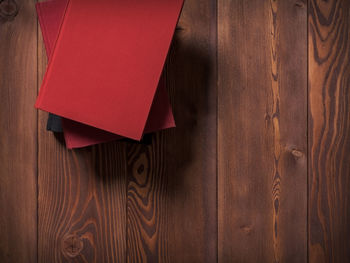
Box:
[36, 0, 180, 148]
[35, 0, 183, 141]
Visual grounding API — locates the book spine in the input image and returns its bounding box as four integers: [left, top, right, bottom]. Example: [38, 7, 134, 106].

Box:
[36, 3, 50, 58]
[35, 0, 71, 109]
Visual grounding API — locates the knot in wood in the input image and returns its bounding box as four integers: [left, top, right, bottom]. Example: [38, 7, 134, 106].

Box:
[137, 163, 144, 174]
[240, 224, 253, 235]
[291, 149, 303, 159]
[61, 234, 83, 258]
[0, 0, 18, 22]
[295, 0, 305, 8]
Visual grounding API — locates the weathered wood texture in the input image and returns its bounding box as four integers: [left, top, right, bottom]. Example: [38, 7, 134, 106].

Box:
[37, 26, 127, 262]
[0, 0, 38, 262]
[308, 1, 350, 262]
[126, 0, 217, 261]
[218, 0, 308, 262]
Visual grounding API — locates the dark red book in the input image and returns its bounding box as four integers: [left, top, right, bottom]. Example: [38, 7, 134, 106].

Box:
[36, 0, 179, 148]
[35, 0, 183, 141]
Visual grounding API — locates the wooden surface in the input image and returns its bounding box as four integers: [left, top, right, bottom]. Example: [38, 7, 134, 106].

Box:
[0, 1, 37, 262]
[126, 0, 217, 261]
[218, 0, 307, 262]
[308, 1, 350, 262]
[0, 0, 349, 262]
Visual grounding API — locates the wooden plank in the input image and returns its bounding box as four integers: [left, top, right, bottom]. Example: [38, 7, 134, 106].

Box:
[308, 1, 350, 262]
[218, 0, 307, 262]
[37, 25, 127, 263]
[126, 0, 217, 261]
[0, 1, 38, 262]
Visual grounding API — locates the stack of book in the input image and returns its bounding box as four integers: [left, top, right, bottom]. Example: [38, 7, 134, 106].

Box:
[35, 0, 184, 148]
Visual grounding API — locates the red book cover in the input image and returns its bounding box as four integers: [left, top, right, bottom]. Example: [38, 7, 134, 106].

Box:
[36, 0, 179, 148]
[35, 0, 183, 140]
[36, 0, 68, 58]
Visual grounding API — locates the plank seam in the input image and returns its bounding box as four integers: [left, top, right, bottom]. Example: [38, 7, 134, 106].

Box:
[306, 0, 309, 262]
[215, 0, 219, 261]
[125, 143, 128, 263]
[36, 1, 39, 261]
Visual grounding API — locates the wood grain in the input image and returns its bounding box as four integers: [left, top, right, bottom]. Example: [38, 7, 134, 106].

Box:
[218, 0, 307, 262]
[2, 0, 350, 262]
[0, 0, 38, 262]
[37, 27, 127, 263]
[308, 1, 350, 262]
[126, 0, 217, 261]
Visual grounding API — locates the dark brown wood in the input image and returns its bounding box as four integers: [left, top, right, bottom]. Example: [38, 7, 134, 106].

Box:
[0, 0, 38, 262]
[126, 0, 217, 261]
[218, 0, 308, 262]
[3, 0, 350, 262]
[308, 1, 350, 262]
[37, 27, 127, 263]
